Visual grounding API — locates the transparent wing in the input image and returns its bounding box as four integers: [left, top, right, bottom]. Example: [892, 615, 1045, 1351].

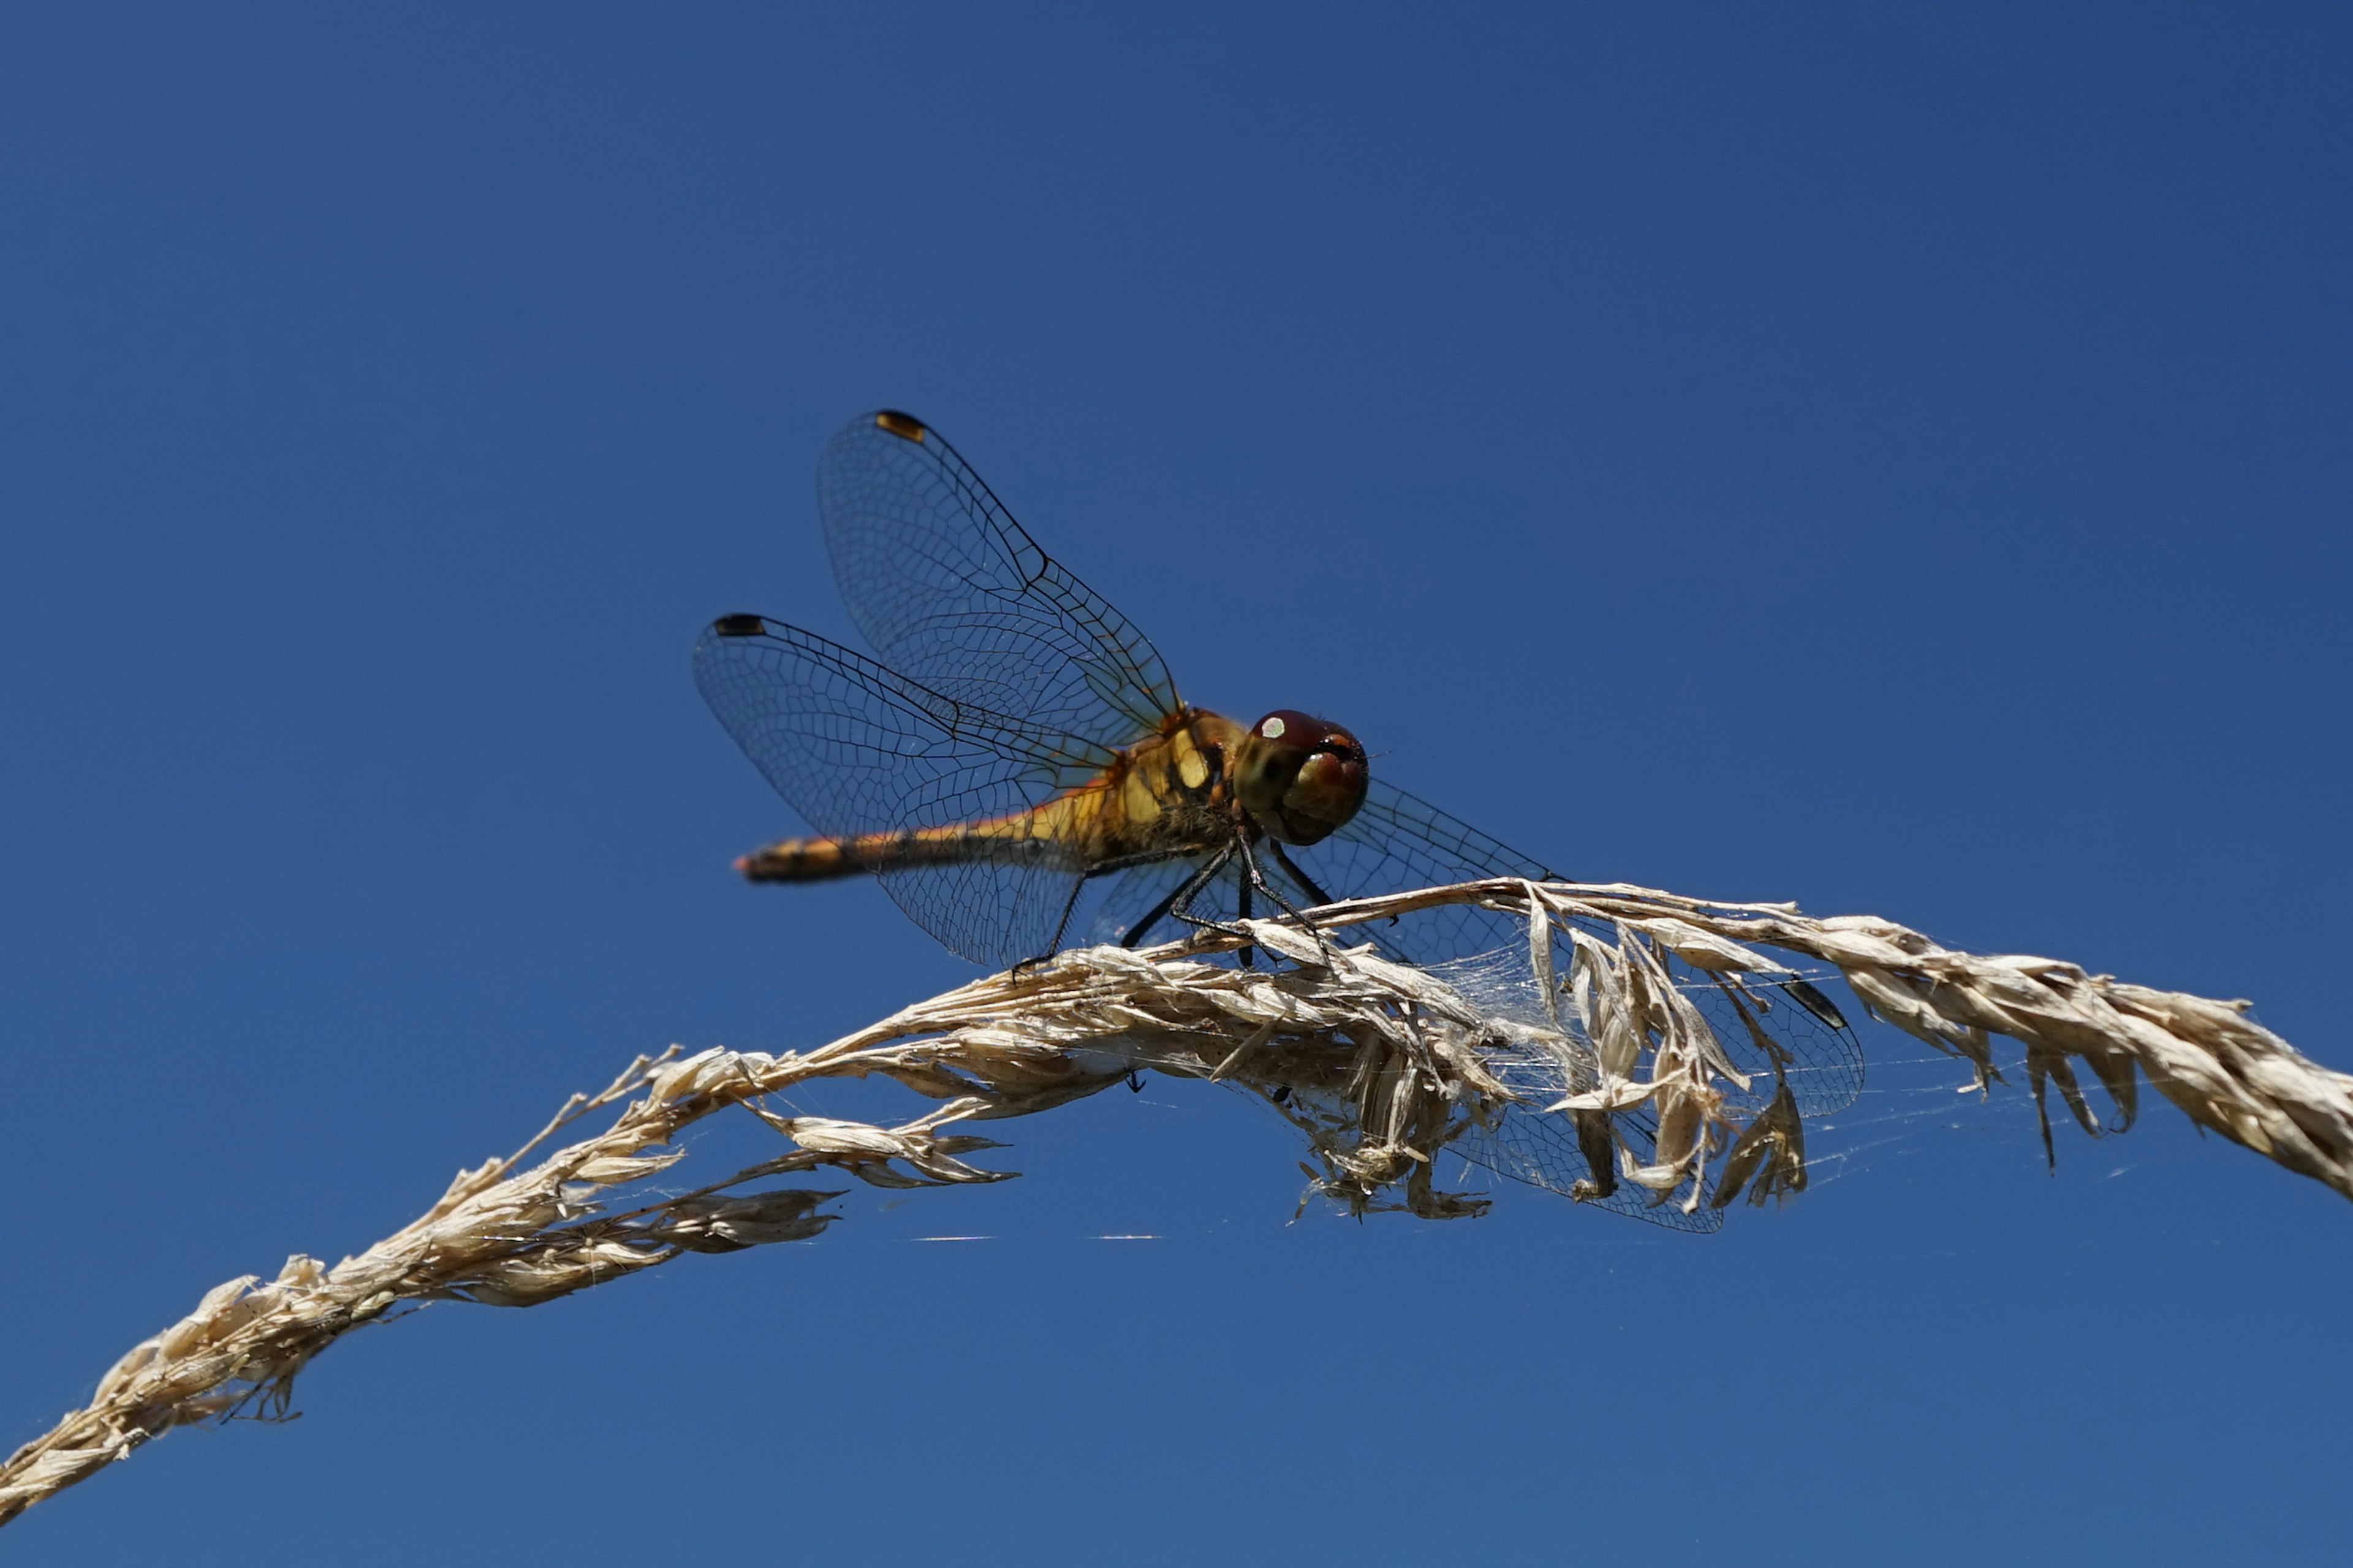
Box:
[817, 410, 1183, 751]
[692, 615, 1113, 969]
[1284, 780, 1862, 1112]
[1293, 781, 1562, 967]
[1278, 780, 1865, 1227]
[1487, 1117, 1728, 1233]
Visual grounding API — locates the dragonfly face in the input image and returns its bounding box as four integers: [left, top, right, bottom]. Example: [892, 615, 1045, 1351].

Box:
[694, 409, 1867, 1230]
[1233, 710, 1367, 846]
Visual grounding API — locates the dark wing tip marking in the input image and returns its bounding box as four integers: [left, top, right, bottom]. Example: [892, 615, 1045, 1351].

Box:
[711, 613, 769, 638]
[873, 409, 926, 442]
[1781, 978, 1851, 1031]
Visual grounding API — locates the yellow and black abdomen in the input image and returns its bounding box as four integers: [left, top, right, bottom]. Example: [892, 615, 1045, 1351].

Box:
[734, 797, 1104, 884]
[735, 834, 876, 882]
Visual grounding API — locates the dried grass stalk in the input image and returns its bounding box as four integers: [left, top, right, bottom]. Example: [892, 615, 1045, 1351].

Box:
[4, 877, 2344, 1526]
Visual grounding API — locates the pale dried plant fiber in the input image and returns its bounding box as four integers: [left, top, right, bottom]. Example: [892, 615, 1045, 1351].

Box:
[4, 877, 2347, 1528]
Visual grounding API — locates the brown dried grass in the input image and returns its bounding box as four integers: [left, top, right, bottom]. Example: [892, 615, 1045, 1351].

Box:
[3, 877, 2345, 1526]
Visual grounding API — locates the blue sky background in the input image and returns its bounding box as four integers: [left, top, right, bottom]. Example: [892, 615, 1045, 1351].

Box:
[1, 5, 2347, 1562]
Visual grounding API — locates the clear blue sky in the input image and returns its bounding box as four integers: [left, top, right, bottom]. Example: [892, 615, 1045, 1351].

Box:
[2, 6, 2347, 1562]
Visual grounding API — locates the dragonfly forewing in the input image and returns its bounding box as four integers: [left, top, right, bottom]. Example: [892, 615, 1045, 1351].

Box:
[817, 412, 1184, 751]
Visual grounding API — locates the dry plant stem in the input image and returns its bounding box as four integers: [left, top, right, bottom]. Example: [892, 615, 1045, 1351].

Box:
[1455, 879, 2353, 1198]
[4, 878, 2347, 1528]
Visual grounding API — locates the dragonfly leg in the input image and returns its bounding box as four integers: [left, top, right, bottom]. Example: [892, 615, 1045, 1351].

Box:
[1180, 834, 1320, 969]
[1264, 840, 1335, 907]
[1246, 839, 1338, 961]
[1161, 841, 1272, 960]
[1121, 845, 1233, 950]
[1233, 862, 1254, 968]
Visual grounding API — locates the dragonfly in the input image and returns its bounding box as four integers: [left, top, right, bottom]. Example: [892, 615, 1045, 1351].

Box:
[694, 410, 1863, 1229]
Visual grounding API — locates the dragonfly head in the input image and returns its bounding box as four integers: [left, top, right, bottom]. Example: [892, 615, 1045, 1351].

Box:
[1235, 710, 1368, 846]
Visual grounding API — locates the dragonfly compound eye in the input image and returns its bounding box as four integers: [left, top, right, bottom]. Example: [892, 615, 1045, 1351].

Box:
[1237, 711, 1368, 845]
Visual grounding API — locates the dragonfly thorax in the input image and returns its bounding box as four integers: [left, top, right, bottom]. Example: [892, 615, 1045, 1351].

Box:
[1233, 709, 1369, 846]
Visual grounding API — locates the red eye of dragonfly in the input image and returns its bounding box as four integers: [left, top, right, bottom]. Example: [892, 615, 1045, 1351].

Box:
[1236, 711, 1366, 846]
[692, 409, 1865, 1232]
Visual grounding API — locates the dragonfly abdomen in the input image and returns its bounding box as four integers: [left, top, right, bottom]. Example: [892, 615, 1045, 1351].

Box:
[734, 835, 874, 882]
[737, 806, 1100, 884]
